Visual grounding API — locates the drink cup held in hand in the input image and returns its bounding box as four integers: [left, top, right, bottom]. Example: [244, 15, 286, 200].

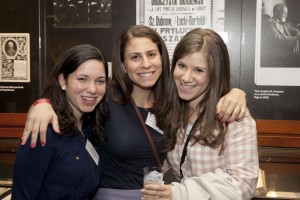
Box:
[143, 166, 164, 186]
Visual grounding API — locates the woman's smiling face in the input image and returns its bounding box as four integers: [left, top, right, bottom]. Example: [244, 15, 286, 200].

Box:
[123, 37, 162, 91]
[173, 51, 210, 107]
[59, 59, 106, 120]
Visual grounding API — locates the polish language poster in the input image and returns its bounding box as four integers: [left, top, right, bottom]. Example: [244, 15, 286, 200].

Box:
[136, 0, 225, 58]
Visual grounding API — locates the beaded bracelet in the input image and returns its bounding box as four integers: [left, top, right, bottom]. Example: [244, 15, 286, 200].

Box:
[32, 98, 51, 106]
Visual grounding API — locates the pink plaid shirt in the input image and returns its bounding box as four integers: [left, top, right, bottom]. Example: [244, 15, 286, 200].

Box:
[166, 111, 259, 199]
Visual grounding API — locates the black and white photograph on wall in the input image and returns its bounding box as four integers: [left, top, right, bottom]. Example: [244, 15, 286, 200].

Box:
[255, 0, 300, 86]
[53, 0, 112, 28]
[0, 33, 30, 82]
[240, 0, 300, 120]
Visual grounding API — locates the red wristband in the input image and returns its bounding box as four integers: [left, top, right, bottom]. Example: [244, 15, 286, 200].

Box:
[32, 98, 52, 106]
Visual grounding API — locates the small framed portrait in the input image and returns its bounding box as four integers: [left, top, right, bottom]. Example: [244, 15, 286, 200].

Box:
[3, 39, 18, 58]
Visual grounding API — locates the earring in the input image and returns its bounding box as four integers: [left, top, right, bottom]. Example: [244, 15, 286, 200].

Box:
[122, 64, 126, 74]
[62, 86, 66, 90]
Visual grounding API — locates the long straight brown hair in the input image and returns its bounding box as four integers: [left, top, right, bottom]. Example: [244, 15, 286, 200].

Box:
[164, 28, 231, 151]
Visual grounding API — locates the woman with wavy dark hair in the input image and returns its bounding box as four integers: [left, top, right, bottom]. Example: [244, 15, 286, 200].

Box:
[12, 44, 108, 199]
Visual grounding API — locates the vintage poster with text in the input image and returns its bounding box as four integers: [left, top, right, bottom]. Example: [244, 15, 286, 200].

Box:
[136, 0, 225, 58]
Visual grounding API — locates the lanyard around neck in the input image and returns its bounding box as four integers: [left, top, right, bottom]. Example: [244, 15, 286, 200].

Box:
[179, 116, 200, 179]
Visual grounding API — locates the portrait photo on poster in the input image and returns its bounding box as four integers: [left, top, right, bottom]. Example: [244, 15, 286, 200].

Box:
[0, 33, 30, 82]
[255, 0, 300, 86]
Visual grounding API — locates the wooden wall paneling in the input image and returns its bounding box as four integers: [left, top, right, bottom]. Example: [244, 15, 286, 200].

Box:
[256, 120, 300, 148]
[0, 113, 26, 138]
[1, 113, 300, 148]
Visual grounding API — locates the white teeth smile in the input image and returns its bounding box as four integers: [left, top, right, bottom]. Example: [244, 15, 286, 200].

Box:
[82, 97, 96, 101]
[139, 72, 153, 77]
[181, 82, 194, 89]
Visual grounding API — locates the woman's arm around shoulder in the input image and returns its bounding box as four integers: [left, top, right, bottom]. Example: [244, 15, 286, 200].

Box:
[217, 88, 246, 124]
[22, 101, 60, 148]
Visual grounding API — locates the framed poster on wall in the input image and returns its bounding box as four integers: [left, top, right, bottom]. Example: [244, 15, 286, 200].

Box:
[136, 0, 225, 59]
[0, 33, 30, 83]
[0, 0, 40, 113]
[241, 0, 300, 120]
